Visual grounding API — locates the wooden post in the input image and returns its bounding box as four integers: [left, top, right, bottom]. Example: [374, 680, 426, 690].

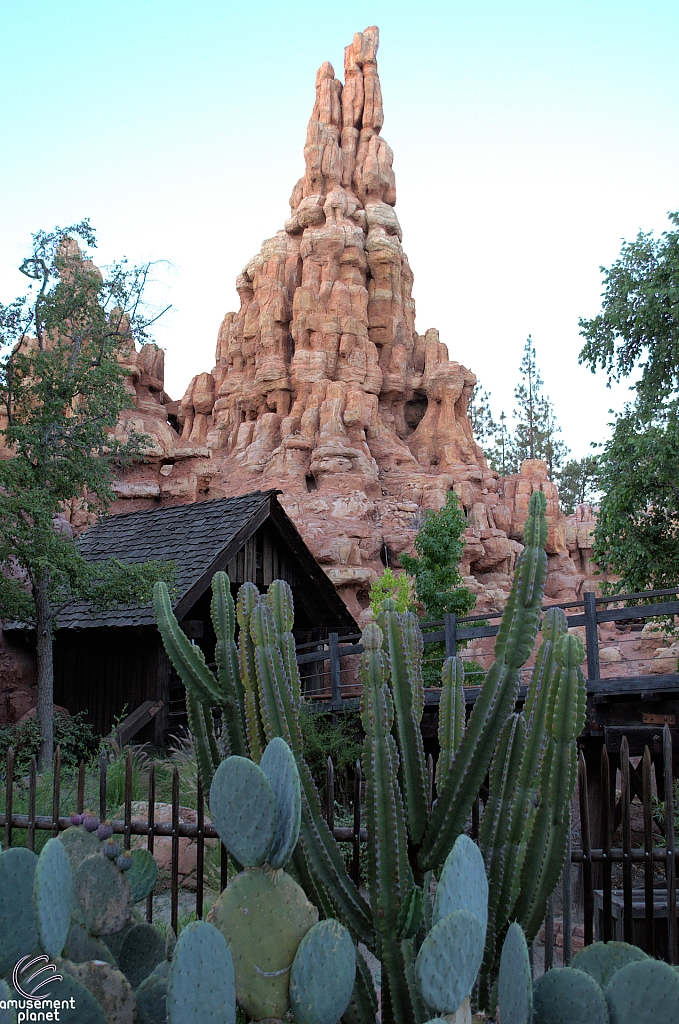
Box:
[329, 633, 342, 711]
[444, 613, 457, 659]
[583, 591, 600, 681]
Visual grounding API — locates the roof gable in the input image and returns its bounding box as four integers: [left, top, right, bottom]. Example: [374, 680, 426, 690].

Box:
[57, 490, 276, 629]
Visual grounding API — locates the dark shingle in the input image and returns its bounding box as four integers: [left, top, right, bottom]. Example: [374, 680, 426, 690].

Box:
[57, 491, 274, 629]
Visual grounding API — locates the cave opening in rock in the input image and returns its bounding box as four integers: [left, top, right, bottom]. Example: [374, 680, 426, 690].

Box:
[404, 395, 427, 433]
[305, 473, 317, 492]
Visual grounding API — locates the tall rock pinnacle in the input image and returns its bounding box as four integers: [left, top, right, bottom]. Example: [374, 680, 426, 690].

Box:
[115, 27, 582, 618]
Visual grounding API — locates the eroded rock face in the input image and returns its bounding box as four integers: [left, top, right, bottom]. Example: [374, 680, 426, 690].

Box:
[0, 26, 596, 635]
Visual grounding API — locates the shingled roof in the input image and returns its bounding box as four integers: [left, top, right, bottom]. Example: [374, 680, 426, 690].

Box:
[55, 490, 354, 630]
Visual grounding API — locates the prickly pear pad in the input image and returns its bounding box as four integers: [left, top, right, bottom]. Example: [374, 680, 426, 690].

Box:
[0, 847, 39, 976]
[136, 971, 169, 1024]
[498, 923, 532, 1024]
[34, 837, 73, 959]
[605, 957, 679, 1024]
[167, 920, 235, 1024]
[415, 908, 485, 1015]
[433, 834, 489, 934]
[57, 824, 100, 873]
[119, 922, 166, 988]
[533, 967, 608, 1024]
[207, 866, 318, 1020]
[260, 737, 302, 869]
[126, 848, 159, 903]
[571, 940, 648, 990]
[75, 853, 133, 936]
[210, 756, 277, 867]
[289, 919, 356, 1024]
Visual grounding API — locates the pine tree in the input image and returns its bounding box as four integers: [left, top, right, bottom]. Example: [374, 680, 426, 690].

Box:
[470, 382, 497, 446]
[509, 336, 569, 473]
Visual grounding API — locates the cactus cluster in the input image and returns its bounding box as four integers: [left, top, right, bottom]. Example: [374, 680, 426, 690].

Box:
[154, 488, 584, 1022]
[206, 737, 356, 1023]
[498, 929, 679, 1024]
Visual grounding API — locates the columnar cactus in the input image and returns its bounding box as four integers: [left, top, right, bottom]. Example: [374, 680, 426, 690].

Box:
[154, 490, 580, 1023]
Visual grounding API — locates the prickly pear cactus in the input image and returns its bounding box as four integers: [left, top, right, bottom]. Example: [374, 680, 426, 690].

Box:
[289, 918, 356, 1024]
[167, 920, 236, 1024]
[64, 922, 117, 965]
[33, 836, 74, 959]
[497, 922, 532, 1024]
[433, 835, 488, 933]
[533, 967, 608, 1024]
[75, 853, 133, 936]
[415, 909, 485, 1016]
[260, 736, 302, 869]
[208, 865, 318, 1020]
[0, 847, 39, 975]
[126, 849, 158, 903]
[209, 755, 278, 867]
[60, 958, 136, 1024]
[118, 921, 166, 989]
[41, 970, 108, 1023]
[0, 979, 16, 1024]
[571, 940, 648, 990]
[604, 957, 679, 1024]
[136, 971, 168, 1024]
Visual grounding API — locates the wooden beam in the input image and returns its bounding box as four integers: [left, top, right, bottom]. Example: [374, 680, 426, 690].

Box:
[106, 700, 164, 747]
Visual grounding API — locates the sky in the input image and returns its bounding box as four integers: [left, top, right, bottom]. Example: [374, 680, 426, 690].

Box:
[1, 0, 678, 460]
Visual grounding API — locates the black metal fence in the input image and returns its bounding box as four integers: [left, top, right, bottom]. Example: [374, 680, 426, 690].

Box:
[1, 725, 676, 967]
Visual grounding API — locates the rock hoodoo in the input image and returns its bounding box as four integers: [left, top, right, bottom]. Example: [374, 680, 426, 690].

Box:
[0, 26, 597, 634]
[101, 26, 596, 620]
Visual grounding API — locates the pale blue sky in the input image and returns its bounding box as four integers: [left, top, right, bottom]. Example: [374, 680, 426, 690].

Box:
[2, 1, 678, 458]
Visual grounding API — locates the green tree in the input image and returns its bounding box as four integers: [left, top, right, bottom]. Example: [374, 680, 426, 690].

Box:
[487, 410, 515, 475]
[400, 491, 476, 620]
[556, 456, 599, 515]
[368, 567, 412, 617]
[470, 381, 497, 446]
[0, 223, 173, 767]
[510, 336, 569, 473]
[579, 211, 679, 592]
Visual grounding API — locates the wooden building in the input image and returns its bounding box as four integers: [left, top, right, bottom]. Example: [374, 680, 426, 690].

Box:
[46, 490, 355, 743]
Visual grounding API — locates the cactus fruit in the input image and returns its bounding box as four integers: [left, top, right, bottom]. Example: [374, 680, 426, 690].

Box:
[207, 867, 318, 1020]
[289, 919, 356, 1024]
[0, 847, 39, 975]
[70, 813, 83, 826]
[75, 853, 133, 935]
[415, 909, 485, 1015]
[126, 848, 158, 902]
[497, 923, 532, 1024]
[570, 940, 648, 990]
[97, 821, 113, 841]
[209, 756, 278, 867]
[604, 957, 679, 1024]
[82, 812, 100, 832]
[60, 958, 136, 1024]
[117, 850, 133, 871]
[433, 834, 489, 934]
[136, 972, 169, 1024]
[259, 735, 302, 869]
[532, 967, 608, 1024]
[118, 921, 166, 988]
[167, 920, 236, 1024]
[104, 839, 121, 860]
[33, 836, 74, 959]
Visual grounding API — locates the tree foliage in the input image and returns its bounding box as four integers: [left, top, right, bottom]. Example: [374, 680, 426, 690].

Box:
[368, 566, 412, 617]
[510, 336, 569, 474]
[400, 491, 476, 620]
[579, 211, 679, 592]
[0, 222, 173, 766]
[556, 456, 599, 516]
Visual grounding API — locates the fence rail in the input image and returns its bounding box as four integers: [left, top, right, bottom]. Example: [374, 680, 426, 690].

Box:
[1, 725, 677, 967]
[299, 586, 679, 710]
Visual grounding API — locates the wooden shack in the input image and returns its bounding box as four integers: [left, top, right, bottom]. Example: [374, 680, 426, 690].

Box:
[48, 490, 356, 742]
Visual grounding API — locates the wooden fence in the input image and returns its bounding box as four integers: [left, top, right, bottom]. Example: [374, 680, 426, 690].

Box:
[1, 725, 676, 968]
[297, 585, 679, 709]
